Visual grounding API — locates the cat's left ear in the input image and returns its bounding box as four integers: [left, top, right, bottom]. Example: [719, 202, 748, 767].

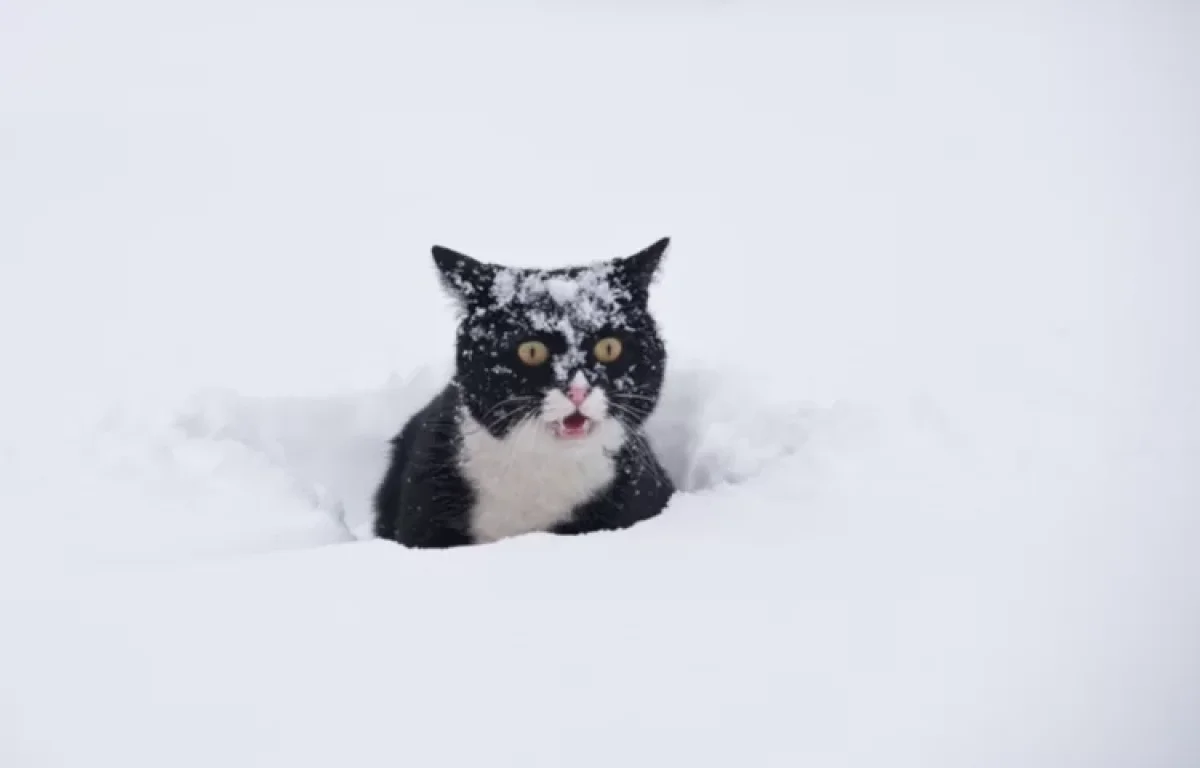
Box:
[431, 245, 496, 306]
[615, 237, 670, 298]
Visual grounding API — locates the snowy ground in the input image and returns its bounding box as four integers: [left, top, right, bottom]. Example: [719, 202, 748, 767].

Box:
[2, 1, 1198, 766]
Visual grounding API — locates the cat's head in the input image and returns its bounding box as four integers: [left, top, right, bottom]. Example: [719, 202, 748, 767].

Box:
[432, 238, 670, 443]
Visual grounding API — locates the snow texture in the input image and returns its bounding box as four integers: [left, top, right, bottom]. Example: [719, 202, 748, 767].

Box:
[493, 265, 623, 326]
[2, 2, 1199, 767]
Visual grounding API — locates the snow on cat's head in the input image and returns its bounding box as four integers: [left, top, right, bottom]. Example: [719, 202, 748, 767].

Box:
[431, 238, 670, 442]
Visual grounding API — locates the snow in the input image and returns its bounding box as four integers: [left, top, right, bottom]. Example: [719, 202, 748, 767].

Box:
[493, 264, 627, 334]
[492, 267, 613, 311]
[2, 1, 1199, 767]
[544, 275, 582, 304]
[499, 266, 623, 319]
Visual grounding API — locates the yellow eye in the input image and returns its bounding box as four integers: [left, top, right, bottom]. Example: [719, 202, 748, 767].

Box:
[593, 337, 623, 364]
[517, 340, 550, 366]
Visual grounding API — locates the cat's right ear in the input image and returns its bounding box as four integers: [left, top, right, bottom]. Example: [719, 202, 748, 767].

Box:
[431, 245, 494, 306]
[613, 237, 670, 299]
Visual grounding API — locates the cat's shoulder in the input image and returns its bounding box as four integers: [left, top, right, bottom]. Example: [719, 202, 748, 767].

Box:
[393, 382, 458, 435]
[385, 382, 464, 476]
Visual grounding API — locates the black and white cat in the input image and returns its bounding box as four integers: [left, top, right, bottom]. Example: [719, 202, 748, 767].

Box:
[373, 238, 676, 548]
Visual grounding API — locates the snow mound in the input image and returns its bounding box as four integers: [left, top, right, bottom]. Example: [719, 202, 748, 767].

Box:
[172, 358, 859, 542]
[0, 356, 865, 576]
[1, 409, 354, 572]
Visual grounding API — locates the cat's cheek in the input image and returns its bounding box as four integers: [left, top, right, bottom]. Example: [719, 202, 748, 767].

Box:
[539, 389, 576, 424]
[578, 390, 609, 423]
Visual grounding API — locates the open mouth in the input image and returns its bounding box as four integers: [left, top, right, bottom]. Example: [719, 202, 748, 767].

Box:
[555, 411, 592, 439]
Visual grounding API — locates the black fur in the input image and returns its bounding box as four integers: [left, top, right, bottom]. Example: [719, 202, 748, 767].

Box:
[373, 239, 675, 548]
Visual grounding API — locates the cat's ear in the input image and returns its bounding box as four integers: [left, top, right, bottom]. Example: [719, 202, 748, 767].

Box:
[614, 237, 670, 298]
[431, 245, 496, 306]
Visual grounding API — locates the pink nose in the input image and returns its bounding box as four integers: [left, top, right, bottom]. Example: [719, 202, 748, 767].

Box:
[566, 385, 589, 407]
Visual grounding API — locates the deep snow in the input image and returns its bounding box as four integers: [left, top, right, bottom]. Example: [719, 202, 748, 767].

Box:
[2, 1, 1198, 766]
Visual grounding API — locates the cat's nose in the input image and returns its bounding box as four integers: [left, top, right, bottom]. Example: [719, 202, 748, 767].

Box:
[566, 383, 589, 407]
[566, 370, 590, 406]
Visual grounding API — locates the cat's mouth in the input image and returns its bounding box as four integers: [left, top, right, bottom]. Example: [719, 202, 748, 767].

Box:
[553, 411, 593, 440]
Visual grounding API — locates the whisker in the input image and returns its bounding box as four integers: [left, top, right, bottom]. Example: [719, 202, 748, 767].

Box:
[608, 398, 655, 417]
[474, 395, 539, 424]
[607, 401, 651, 424]
[614, 403, 652, 420]
[609, 392, 660, 404]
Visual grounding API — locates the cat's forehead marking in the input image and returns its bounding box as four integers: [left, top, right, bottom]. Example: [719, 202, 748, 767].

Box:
[487, 263, 632, 334]
[492, 264, 623, 307]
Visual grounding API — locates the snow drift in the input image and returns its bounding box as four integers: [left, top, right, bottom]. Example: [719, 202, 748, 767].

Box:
[1, 1, 1197, 767]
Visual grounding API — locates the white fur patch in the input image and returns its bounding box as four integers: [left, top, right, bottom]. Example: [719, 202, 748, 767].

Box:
[458, 391, 625, 544]
[541, 376, 606, 423]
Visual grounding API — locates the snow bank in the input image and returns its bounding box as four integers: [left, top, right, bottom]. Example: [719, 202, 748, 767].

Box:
[4, 350, 1194, 767]
[2, 1, 1197, 767]
[1, 356, 868, 766]
[172, 358, 839, 536]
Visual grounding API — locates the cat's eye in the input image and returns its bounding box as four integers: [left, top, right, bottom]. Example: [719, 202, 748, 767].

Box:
[593, 337, 623, 364]
[517, 340, 550, 367]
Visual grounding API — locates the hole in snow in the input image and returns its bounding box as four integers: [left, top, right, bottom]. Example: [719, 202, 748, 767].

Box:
[172, 359, 845, 541]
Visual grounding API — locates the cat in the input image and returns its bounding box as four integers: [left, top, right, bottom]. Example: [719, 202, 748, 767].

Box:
[373, 238, 676, 548]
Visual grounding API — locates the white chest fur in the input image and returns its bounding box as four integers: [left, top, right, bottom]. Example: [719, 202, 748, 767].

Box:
[458, 408, 624, 544]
